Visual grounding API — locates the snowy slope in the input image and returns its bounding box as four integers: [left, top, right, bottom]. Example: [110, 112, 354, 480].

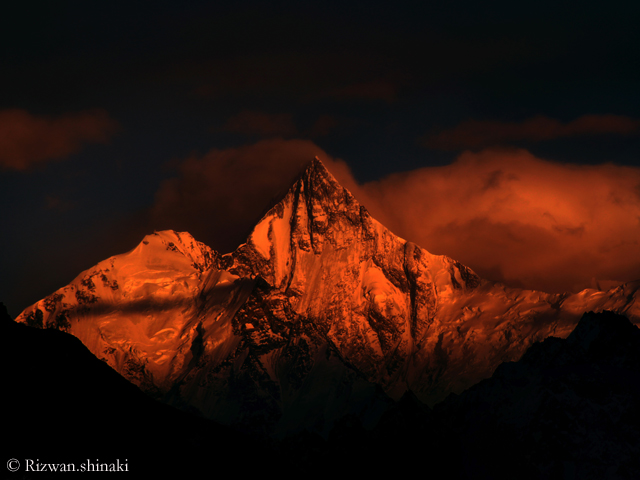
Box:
[17, 158, 640, 435]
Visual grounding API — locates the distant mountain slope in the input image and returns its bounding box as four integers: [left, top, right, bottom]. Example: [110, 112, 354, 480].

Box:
[16, 158, 640, 435]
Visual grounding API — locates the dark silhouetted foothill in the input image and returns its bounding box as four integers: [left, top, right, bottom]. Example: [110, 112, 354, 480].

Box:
[3, 306, 639, 478]
[1, 303, 273, 479]
[435, 311, 640, 479]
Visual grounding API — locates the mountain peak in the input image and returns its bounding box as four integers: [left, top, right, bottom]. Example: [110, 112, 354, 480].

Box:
[310, 155, 326, 171]
[307, 155, 331, 176]
[242, 156, 357, 259]
[242, 156, 365, 284]
[296, 155, 356, 207]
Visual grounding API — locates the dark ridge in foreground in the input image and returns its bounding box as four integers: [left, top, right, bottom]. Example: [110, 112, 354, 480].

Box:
[435, 310, 640, 479]
[2, 302, 274, 479]
[5, 302, 640, 479]
[275, 311, 640, 478]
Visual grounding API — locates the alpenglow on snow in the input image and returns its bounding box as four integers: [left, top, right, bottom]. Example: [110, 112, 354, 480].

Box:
[18, 158, 640, 436]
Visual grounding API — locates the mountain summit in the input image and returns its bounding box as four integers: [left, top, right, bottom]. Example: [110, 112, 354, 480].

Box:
[17, 158, 640, 436]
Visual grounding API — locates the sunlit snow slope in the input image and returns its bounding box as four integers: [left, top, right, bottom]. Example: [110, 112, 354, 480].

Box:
[17, 158, 640, 436]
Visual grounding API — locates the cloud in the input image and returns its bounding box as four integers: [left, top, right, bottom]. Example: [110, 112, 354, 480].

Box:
[346, 148, 640, 293]
[151, 139, 640, 294]
[220, 110, 297, 137]
[0, 109, 119, 170]
[422, 115, 640, 150]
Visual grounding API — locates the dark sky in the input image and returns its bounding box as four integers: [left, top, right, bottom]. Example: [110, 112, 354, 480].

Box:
[2, 0, 640, 316]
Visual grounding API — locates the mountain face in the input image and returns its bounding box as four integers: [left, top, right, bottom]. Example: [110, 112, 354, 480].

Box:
[17, 158, 640, 436]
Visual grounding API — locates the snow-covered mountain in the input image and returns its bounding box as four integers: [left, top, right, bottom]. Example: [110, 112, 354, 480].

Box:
[17, 158, 640, 436]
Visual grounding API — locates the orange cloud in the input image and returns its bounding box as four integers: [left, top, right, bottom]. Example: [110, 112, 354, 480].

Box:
[152, 140, 640, 294]
[422, 115, 640, 150]
[345, 149, 640, 293]
[221, 110, 297, 137]
[0, 109, 119, 170]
